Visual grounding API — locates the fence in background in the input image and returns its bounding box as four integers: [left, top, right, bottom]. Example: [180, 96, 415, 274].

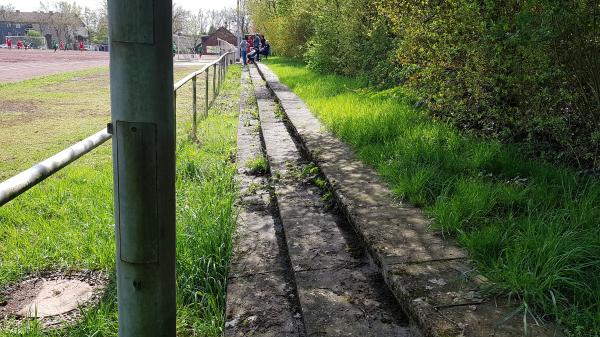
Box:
[0, 52, 235, 206]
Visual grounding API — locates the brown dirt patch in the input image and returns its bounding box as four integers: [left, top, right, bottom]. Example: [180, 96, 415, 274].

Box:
[0, 99, 41, 113]
[0, 100, 45, 126]
[0, 270, 108, 329]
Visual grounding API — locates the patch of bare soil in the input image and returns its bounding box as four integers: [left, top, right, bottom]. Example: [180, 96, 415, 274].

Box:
[0, 270, 108, 329]
[0, 99, 41, 113]
[42, 72, 109, 92]
[0, 100, 44, 127]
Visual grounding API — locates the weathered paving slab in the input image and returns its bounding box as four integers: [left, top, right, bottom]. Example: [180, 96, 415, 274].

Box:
[249, 66, 413, 337]
[255, 63, 563, 337]
[225, 68, 304, 337]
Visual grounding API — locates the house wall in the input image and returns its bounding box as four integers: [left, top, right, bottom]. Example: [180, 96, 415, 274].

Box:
[0, 21, 28, 43]
[202, 28, 237, 54]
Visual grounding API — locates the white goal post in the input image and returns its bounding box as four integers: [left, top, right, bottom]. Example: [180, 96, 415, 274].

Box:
[172, 34, 199, 61]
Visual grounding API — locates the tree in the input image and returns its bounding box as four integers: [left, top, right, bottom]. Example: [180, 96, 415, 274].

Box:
[172, 5, 190, 35]
[39, 1, 84, 45]
[0, 4, 16, 23]
[237, 0, 251, 35]
[182, 10, 208, 49]
[81, 7, 98, 43]
[93, 0, 108, 44]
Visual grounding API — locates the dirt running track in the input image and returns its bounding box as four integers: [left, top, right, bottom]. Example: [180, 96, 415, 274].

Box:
[0, 49, 109, 83]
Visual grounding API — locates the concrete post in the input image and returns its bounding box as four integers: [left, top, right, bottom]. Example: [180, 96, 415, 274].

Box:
[192, 75, 197, 139]
[108, 0, 176, 336]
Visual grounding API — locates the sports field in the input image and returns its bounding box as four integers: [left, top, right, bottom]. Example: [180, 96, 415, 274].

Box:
[0, 49, 109, 83]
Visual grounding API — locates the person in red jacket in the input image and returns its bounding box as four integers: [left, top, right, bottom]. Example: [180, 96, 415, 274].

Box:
[79, 40, 84, 52]
[246, 36, 254, 64]
[59, 40, 65, 51]
[16, 39, 23, 49]
[6, 38, 12, 49]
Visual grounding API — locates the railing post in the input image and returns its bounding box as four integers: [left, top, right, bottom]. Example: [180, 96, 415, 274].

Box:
[192, 75, 197, 140]
[213, 63, 216, 98]
[205, 69, 209, 117]
[220, 58, 224, 89]
[218, 60, 222, 93]
[108, 0, 176, 335]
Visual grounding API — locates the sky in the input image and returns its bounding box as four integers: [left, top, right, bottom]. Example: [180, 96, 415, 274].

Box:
[0, 0, 237, 12]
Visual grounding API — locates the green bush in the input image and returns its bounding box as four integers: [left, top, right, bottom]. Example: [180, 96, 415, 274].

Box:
[249, 0, 600, 170]
[377, 0, 600, 168]
[248, 0, 315, 58]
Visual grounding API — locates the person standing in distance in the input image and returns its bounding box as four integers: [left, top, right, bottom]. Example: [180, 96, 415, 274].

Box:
[239, 38, 248, 65]
[253, 33, 261, 62]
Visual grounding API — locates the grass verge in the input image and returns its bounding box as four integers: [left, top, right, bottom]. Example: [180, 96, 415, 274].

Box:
[0, 65, 241, 336]
[264, 57, 600, 337]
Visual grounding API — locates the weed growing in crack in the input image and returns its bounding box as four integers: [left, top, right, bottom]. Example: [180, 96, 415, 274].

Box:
[245, 155, 269, 175]
[298, 163, 334, 206]
[274, 104, 285, 120]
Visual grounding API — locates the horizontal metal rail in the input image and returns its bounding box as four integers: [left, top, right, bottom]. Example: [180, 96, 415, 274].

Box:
[174, 52, 234, 141]
[0, 52, 236, 206]
[0, 129, 111, 206]
[173, 52, 234, 91]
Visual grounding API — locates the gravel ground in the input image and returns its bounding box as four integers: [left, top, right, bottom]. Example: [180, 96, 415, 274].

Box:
[0, 49, 108, 83]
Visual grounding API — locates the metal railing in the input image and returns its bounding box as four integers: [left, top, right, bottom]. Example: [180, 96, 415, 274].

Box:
[174, 52, 235, 140]
[0, 51, 236, 207]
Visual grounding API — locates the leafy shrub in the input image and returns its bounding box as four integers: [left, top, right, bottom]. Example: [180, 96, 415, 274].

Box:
[249, 0, 600, 170]
[377, 0, 600, 168]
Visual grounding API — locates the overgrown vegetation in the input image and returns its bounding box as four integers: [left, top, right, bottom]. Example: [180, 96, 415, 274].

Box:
[249, 0, 600, 170]
[264, 57, 600, 337]
[0, 66, 241, 336]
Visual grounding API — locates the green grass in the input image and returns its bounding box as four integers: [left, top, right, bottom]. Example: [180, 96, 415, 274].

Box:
[245, 155, 269, 175]
[264, 57, 600, 337]
[0, 65, 241, 336]
[0, 67, 110, 181]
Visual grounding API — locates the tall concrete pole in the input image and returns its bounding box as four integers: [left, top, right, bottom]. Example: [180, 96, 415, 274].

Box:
[107, 0, 176, 336]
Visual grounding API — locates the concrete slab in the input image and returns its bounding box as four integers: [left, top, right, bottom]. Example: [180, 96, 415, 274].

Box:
[383, 260, 483, 308]
[295, 267, 412, 337]
[229, 211, 289, 277]
[437, 300, 564, 337]
[225, 273, 303, 337]
[281, 215, 361, 272]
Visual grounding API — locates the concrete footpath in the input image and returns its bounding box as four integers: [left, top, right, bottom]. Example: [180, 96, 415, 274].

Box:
[248, 66, 413, 336]
[224, 68, 304, 336]
[254, 63, 563, 337]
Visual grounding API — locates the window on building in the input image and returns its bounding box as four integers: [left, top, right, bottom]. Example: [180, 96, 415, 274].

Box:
[15, 24, 21, 29]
